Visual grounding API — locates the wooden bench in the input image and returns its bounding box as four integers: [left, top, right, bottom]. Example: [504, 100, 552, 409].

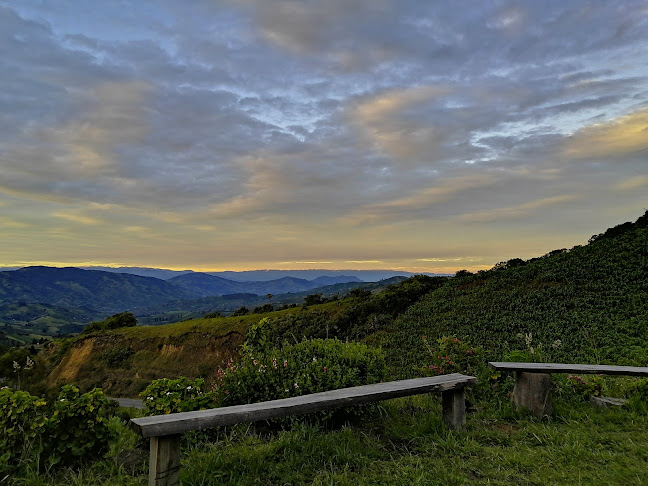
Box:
[131, 373, 477, 486]
[489, 362, 648, 417]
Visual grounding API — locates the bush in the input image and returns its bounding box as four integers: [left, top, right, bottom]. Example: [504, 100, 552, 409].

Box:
[140, 337, 386, 427]
[422, 335, 482, 376]
[0, 387, 47, 471]
[216, 339, 386, 413]
[0, 385, 116, 471]
[140, 377, 217, 416]
[82, 311, 137, 334]
[42, 386, 117, 467]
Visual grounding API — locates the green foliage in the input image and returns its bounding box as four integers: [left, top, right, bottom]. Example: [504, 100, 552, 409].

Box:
[252, 303, 274, 314]
[265, 275, 447, 345]
[82, 311, 137, 335]
[303, 293, 326, 306]
[422, 335, 482, 377]
[140, 377, 216, 416]
[216, 339, 386, 415]
[0, 385, 116, 471]
[241, 317, 271, 355]
[42, 385, 117, 467]
[0, 387, 47, 471]
[567, 374, 605, 400]
[231, 306, 249, 316]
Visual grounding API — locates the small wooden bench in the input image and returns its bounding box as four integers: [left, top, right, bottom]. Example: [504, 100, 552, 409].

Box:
[131, 373, 477, 486]
[489, 362, 648, 416]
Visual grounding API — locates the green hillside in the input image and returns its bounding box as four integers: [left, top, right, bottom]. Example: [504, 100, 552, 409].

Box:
[380, 211, 648, 376]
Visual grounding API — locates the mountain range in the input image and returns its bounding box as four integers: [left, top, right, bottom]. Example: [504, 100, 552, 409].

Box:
[0, 266, 407, 342]
[0, 267, 442, 282]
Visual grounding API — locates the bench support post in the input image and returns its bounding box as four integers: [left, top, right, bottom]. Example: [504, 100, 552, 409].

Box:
[441, 387, 466, 430]
[512, 372, 552, 418]
[149, 434, 182, 486]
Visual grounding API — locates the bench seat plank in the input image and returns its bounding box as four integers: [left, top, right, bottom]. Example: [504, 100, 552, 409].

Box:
[489, 362, 648, 376]
[132, 373, 476, 438]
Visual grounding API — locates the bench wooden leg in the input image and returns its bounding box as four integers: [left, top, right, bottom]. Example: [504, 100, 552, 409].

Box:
[512, 372, 552, 418]
[149, 434, 182, 486]
[441, 387, 466, 430]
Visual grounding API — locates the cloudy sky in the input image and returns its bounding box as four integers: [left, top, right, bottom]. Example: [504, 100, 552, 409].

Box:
[1, 1, 647, 273]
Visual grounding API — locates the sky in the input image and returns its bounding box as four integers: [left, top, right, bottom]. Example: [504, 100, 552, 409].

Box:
[1, 1, 647, 274]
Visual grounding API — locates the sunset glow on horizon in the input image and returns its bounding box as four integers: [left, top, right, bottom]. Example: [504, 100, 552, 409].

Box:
[1, 1, 647, 274]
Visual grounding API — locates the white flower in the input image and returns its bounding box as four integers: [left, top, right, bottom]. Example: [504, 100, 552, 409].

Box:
[166, 392, 172, 395]
[524, 333, 533, 347]
[186, 386, 193, 390]
[312, 357, 317, 362]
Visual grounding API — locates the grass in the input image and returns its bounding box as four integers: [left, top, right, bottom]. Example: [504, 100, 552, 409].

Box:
[9, 394, 648, 485]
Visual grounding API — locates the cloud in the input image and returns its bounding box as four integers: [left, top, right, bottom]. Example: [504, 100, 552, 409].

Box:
[613, 175, 648, 190]
[457, 195, 580, 223]
[564, 107, 648, 159]
[52, 211, 102, 225]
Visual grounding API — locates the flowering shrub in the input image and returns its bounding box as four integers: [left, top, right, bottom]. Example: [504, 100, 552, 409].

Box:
[141, 330, 386, 426]
[140, 377, 217, 416]
[216, 338, 385, 410]
[567, 374, 605, 400]
[422, 336, 482, 376]
[0, 385, 116, 471]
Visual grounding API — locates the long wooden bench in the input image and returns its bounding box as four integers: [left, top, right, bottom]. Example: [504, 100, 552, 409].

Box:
[131, 373, 477, 486]
[489, 362, 648, 417]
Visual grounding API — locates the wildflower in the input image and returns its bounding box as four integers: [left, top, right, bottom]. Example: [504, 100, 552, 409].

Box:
[166, 392, 172, 395]
[13, 361, 20, 372]
[552, 339, 562, 349]
[525, 333, 533, 347]
[323, 367, 327, 372]
[283, 360, 288, 367]
[422, 336, 427, 341]
[186, 386, 193, 390]
[294, 383, 299, 388]
[225, 390, 229, 394]
[312, 357, 317, 362]
[466, 350, 474, 355]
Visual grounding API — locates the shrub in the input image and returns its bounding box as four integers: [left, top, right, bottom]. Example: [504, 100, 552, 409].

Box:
[82, 311, 137, 334]
[215, 338, 386, 413]
[422, 335, 482, 377]
[0, 385, 116, 471]
[140, 377, 217, 416]
[567, 374, 605, 400]
[42, 385, 117, 467]
[0, 387, 47, 470]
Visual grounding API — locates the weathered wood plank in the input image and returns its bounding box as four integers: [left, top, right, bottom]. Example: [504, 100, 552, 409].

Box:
[132, 374, 477, 438]
[489, 362, 648, 376]
[149, 434, 181, 486]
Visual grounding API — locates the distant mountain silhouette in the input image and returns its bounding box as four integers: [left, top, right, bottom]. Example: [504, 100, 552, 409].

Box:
[0, 266, 198, 314]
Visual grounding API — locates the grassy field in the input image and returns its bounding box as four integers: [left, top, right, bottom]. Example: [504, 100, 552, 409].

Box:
[11, 391, 648, 486]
